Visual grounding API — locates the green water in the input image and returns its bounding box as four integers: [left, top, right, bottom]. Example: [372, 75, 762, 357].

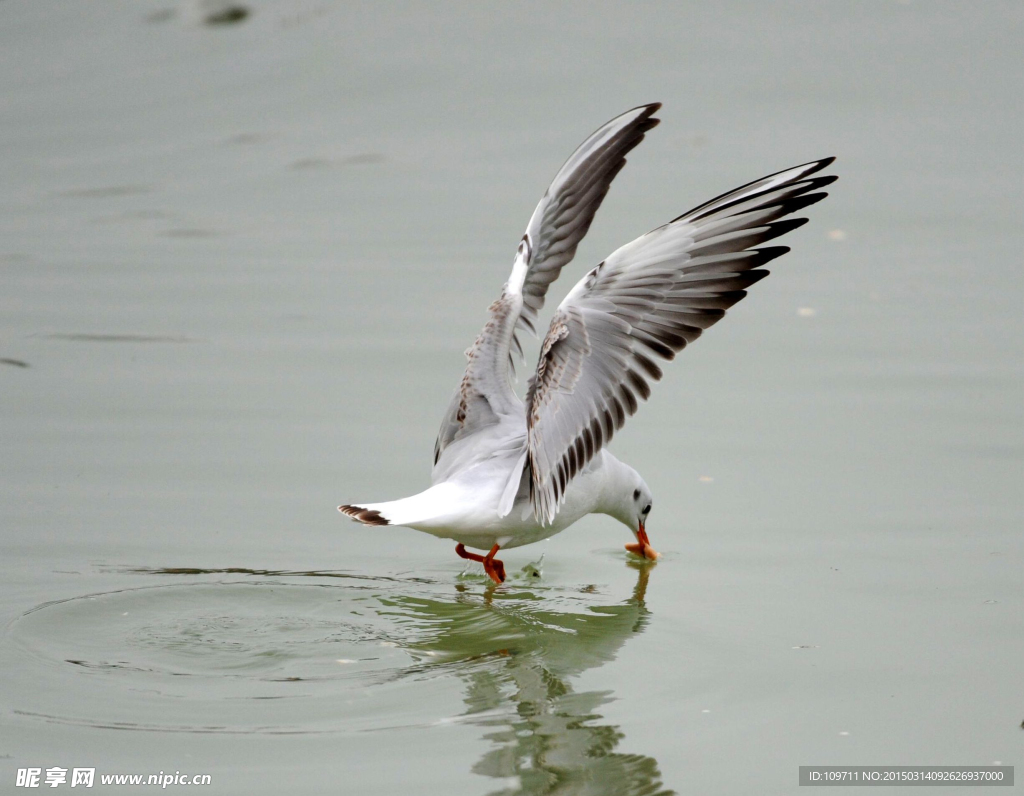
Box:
[2, 2, 1022, 794]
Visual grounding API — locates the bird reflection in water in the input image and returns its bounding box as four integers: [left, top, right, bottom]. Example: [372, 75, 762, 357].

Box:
[381, 561, 673, 796]
[126, 559, 672, 793]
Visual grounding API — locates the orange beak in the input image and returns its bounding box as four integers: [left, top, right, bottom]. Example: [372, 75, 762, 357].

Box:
[624, 521, 660, 560]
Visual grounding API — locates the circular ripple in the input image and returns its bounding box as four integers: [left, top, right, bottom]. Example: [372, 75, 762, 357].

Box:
[3, 580, 454, 734]
[3, 569, 651, 736]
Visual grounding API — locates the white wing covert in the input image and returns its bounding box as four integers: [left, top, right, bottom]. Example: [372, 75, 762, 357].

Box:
[525, 157, 837, 523]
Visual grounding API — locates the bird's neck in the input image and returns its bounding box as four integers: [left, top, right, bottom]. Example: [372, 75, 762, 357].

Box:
[596, 453, 639, 529]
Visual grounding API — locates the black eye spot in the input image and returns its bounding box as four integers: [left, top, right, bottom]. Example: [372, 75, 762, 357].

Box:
[643, 504, 651, 515]
[633, 489, 640, 500]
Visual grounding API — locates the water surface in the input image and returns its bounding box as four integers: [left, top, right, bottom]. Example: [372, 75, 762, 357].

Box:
[1, 2, 1022, 794]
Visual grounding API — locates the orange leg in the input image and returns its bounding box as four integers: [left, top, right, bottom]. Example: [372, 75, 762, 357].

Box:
[625, 526, 660, 560]
[455, 543, 506, 584]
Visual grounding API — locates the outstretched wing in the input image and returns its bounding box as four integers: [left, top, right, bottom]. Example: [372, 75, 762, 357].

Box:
[525, 157, 837, 523]
[433, 103, 662, 471]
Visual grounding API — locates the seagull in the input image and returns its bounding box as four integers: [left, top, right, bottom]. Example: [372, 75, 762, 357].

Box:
[340, 103, 835, 584]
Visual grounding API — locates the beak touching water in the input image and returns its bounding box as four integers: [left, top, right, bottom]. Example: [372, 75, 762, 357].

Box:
[625, 521, 660, 561]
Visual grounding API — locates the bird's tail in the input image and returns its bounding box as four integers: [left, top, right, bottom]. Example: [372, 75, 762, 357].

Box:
[338, 503, 391, 526]
[338, 483, 460, 530]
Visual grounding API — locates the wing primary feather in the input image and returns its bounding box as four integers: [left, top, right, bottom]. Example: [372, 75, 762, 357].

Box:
[435, 105, 664, 472]
[679, 157, 835, 223]
[626, 369, 652, 400]
[524, 153, 836, 523]
[582, 425, 595, 459]
[632, 350, 663, 380]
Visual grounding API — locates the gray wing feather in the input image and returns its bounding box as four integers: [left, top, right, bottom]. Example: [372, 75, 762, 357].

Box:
[433, 292, 524, 473]
[525, 158, 837, 523]
[433, 104, 662, 473]
[517, 103, 662, 346]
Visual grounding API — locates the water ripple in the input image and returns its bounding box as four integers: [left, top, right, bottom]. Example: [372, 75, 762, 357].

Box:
[3, 565, 673, 793]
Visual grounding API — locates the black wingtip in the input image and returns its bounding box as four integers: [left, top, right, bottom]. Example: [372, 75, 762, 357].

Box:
[802, 156, 837, 177]
[765, 217, 810, 239]
[751, 246, 791, 266]
[758, 156, 838, 192]
[635, 101, 662, 115]
[778, 190, 832, 217]
[634, 103, 661, 133]
[622, 102, 662, 132]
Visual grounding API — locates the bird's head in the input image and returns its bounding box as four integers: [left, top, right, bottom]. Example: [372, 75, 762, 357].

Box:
[629, 480, 653, 538]
[605, 463, 653, 537]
